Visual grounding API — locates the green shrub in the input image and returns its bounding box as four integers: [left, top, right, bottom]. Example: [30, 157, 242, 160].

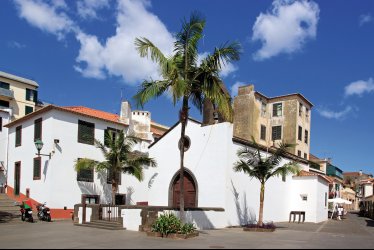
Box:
[151, 212, 196, 236]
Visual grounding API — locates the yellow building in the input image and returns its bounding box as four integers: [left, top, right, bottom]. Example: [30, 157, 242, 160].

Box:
[233, 84, 313, 159]
[0, 71, 39, 120]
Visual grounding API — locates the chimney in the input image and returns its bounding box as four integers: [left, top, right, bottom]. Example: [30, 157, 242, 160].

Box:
[359, 170, 363, 176]
[120, 101, 131, 125]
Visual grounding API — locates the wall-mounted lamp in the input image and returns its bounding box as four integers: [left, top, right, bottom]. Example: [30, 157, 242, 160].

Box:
[34, 139, 51, 159]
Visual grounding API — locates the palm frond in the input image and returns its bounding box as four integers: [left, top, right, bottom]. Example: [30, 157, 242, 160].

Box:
[135, 37, 168, 66]
[74, 158, 98, 172]
[133, 80, 171, 108]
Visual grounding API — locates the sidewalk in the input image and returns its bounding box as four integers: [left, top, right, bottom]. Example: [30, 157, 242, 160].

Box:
[0, 213, 373, 249]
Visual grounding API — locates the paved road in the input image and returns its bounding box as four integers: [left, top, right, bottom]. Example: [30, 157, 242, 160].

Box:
[0, 213, 373, 249]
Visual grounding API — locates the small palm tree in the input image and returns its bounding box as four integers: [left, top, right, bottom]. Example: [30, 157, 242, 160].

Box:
[134, 12, 241, 222]
[233, 139, 300, 227]
[75, 130, 157, 205]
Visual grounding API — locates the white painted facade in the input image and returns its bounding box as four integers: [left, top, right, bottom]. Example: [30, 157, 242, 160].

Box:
[0, 109, 11, 189]
[5, 107, 152, 210]
[121, 120, 329, 230]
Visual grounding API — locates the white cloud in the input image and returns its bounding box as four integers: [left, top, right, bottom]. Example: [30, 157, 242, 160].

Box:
[8, 41, 26, 49]
[14, 0, 76, 40]
[345, 78, 374, 97]
[220, 63, 238, 78]
[77, 0, 109, 20]
[252, 0, 319, 61]
[230, 81, 247, 97]
[74, 0, 175, 84]
[359, 14, 372, 26]
[317, 106, 354, 120]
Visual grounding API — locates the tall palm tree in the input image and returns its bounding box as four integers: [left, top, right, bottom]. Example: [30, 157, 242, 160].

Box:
[134, 12, 241, 222]
[75, 130, 157, 205]
[233, 139, 300, 227]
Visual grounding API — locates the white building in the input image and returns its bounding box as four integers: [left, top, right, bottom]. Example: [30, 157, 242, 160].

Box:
[120, 119, 330, 230]
[4, 102, 168, 219]
[0, 109, 11, 192]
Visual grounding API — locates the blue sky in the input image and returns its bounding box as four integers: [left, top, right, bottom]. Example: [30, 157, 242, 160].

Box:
[1, 0, 373, 174]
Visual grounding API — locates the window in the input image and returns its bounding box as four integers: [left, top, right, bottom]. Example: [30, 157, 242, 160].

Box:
[261, 102, 267, 117]
[304, 153, 308, 159]
[0, 100, 9, 108]
[178, 136, 191, 152]
[260, 125, 266, 141]
[306, 108, 310, 119]
[298, 126, 302, 141]
[299, 102, 303, 116]
[272, 103, 282, 117]
[298, 150, 301, 157]
[33, 157, 41, 180]
[15, 125, 22, 147]
[78, 120, 95, 145]
[0, 81, 10, 89]
[25, 106, 33, 115]
[77, 164, 94, 182]
[34, 118, 42, 141]
[107, 169, 121, 185]
[305, 130, 309, 144]
[26, 88, 38, 102]
[325, 192, 328, 207]
[0, 117, 2, 132]
[104, 127, 120, 147]
[282, 173, 286, 182]
[272, 126, 282, 141]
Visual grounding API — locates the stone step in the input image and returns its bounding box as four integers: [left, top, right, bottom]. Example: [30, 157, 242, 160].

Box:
[75, 222, 125, 231]
[90, 220, 123, 226]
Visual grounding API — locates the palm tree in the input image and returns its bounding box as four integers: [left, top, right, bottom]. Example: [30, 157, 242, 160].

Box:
[233, 139, 300, 227]
[133, 12, 241, 222]
[75, 130, 157, 205]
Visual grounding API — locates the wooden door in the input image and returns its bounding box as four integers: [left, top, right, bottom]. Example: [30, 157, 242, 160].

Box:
[14, 162, 21, 196]
[173, 172, 196, 208]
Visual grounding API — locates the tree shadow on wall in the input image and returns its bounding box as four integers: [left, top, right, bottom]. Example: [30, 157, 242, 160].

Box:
[231, 180, 257, 226]
[77, 171, 112, 204]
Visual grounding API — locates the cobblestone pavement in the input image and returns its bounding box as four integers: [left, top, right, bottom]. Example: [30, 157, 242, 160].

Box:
[0, 213, 373, 249]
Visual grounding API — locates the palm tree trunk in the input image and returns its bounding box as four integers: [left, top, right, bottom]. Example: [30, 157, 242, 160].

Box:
[258, 181, 265, 227]
[179, 97, 189, 223]
[111, 180, 117, 206]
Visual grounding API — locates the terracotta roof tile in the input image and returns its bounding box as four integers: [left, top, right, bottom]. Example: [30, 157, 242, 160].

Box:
[295, 170, 333, 184]
[62, 106, 120, 124]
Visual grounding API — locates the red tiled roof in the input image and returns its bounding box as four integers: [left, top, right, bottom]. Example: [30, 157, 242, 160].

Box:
[62, 106, 121, 124]
[295, 170, 333, 184]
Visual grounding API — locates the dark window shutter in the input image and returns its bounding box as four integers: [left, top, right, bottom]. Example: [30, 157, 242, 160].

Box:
[34, 118, 42, 141]
[33, 90, 38, 103]
[260, 125, 266, 140]
[305, 130, 309, 144]
[298, 126, 302, 141]
[0, 117, 2, 132]
[77, 164, 94, 182]
[26, 89, 31, 101]
[78, 120, 95, 145]
[107, 169, 121, 185]
[0, 81, 10, 89]
[33, 157, 41, 180]
[25, 106, 33, 115]
[272, 126, 282, 141]
[15, 126, 22, 147]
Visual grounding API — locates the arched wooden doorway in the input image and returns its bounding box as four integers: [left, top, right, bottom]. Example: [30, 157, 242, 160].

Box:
[169, 170, 198, 208]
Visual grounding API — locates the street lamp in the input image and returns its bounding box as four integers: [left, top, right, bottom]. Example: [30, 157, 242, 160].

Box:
[34, 139, 51, 159]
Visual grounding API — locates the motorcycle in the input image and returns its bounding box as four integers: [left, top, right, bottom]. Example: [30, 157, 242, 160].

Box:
[19, 201, 34, 223]
[36, 202, 51, 222]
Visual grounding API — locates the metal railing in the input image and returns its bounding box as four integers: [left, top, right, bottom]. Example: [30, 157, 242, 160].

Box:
[0, 88, 14, 99]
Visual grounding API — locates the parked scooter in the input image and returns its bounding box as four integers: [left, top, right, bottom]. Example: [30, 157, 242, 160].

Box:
[36, 202, 51, 222]
[19, 200, 34, 223]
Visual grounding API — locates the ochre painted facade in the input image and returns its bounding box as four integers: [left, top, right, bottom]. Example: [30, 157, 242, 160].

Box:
[233, 84, 312, 160]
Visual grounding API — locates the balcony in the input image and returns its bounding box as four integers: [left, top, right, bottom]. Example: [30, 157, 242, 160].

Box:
[0, 88, 14, 100]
